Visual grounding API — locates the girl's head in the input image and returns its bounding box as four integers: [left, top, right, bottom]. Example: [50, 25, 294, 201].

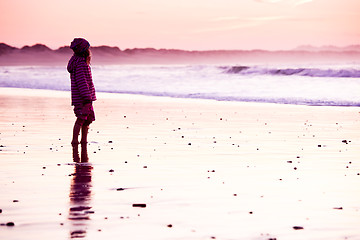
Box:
[70, 38, 91, 65]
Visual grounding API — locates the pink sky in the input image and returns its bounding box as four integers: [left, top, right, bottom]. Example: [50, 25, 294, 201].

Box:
[1, 0, 359, 50]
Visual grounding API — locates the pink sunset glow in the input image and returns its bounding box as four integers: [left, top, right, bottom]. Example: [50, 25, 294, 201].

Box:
[1, 0, 359, 50]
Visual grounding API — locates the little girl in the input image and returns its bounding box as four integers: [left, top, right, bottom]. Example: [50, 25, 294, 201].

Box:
[67, 38, 97, 145]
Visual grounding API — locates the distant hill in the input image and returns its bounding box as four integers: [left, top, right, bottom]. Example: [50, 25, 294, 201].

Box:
[21, 43, 53, 52]
[0, 43, 17, 55]
[1, 43, 360, 65]
[294, 44, 360, 52]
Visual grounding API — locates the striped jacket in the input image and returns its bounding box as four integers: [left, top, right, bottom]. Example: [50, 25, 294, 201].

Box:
[67, 55, 96, 106]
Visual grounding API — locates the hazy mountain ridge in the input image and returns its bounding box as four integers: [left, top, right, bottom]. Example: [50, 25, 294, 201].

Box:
[294, 44, 360, 52]
[1, 43, 360, 65]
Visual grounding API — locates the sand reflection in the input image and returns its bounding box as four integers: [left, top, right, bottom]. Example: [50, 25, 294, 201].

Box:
[69, 143, 93, 238]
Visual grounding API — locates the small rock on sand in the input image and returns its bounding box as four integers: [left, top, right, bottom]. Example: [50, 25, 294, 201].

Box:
[6, 222, 15, 227]
[132, 204, 146, 208]
[333, 207, 343, 210]
[293, 226, 304, 230]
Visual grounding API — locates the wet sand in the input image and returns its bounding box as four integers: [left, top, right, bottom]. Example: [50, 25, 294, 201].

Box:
[0, 87, 359, 240]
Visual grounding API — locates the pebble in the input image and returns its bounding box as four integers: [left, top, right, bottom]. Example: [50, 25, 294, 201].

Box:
[167, 224, 173, 228]
[333, 207, 343, 210]
[6, 222, 15, 227]
[109, 169, 114, 172]
[132, 204, 146, 208]
[293, 226, 304, 230]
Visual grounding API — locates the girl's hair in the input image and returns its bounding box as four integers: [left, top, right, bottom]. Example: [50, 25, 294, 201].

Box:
[75, 48, 91, 65]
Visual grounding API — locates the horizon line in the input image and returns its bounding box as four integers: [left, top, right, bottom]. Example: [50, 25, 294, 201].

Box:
[1, 42, 360, 52]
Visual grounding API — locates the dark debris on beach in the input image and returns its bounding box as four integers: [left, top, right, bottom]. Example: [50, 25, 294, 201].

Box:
[293, 226, 304, 230]
[0, 222, 15, 227]
[132, 203, 146, 208]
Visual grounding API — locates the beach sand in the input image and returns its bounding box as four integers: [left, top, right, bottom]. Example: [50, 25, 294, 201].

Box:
[0, 87, 359, 240]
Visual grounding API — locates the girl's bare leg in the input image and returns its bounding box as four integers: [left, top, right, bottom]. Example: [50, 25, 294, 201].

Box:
[72, 144, 80, 162]
[71, 118, 84, 145]
[81, 124, 89, 144]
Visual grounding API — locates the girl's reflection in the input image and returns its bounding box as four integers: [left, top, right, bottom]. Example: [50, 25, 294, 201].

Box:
[69, 143, 93, 238]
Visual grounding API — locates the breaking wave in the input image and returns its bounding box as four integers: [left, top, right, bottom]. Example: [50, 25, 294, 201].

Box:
[224, 66, 360, 78]
[1, 64, 360, 106]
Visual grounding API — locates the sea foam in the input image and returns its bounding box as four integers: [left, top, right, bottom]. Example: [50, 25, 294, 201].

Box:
[1, 64, 359, 106]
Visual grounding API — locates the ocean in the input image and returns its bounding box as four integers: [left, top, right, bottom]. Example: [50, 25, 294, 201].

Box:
[0, 64, 359, 106]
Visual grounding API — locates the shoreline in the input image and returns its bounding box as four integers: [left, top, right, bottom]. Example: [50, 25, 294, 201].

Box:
[1, 87, 359, 108]
[0, 87, 359, 240]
